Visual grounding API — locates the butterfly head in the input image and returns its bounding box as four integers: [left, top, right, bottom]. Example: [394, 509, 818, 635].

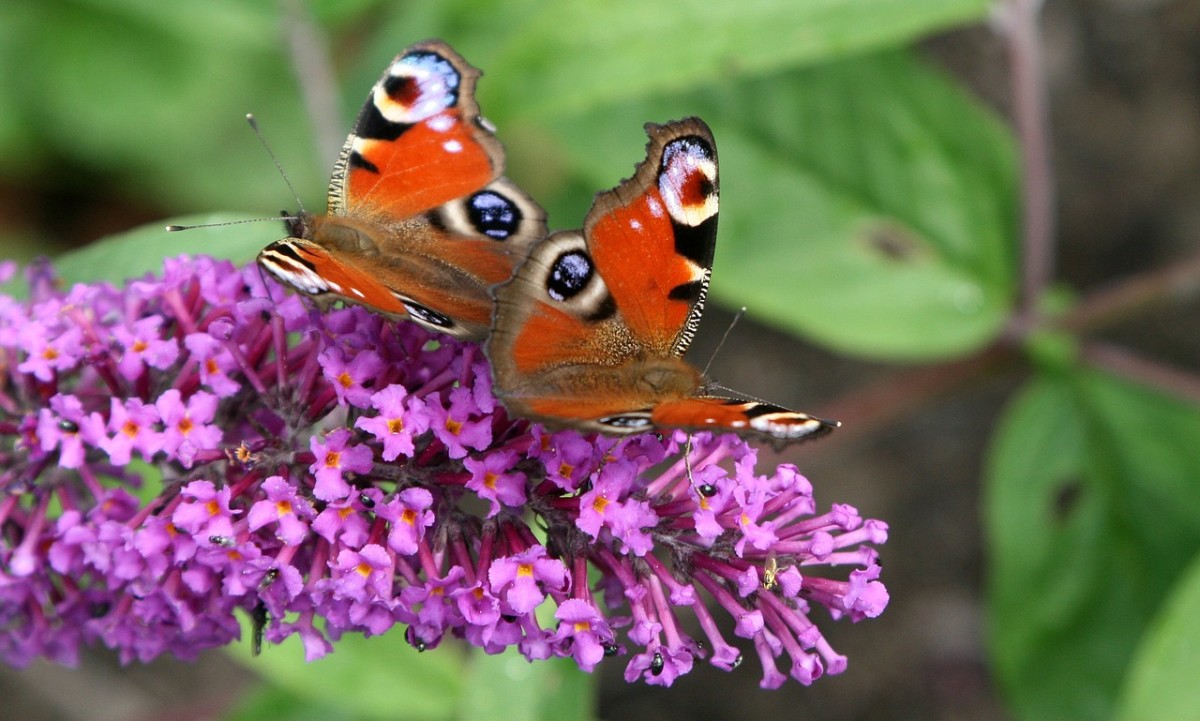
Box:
[280, 210, 310, 240]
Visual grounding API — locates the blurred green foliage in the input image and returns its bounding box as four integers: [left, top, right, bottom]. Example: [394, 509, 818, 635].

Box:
[5, 1, 1200, 721]
[4, 0, 1001, 360]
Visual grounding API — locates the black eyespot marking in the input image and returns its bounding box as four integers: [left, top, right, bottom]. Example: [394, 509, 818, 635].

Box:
[546, 251, 593, 302]
[468, 191, 522, 240]
[398, 51, 459, 99]
[661, 138, 716, 207]
[403, 301, 454, 329]
[383, 74, 421, 107]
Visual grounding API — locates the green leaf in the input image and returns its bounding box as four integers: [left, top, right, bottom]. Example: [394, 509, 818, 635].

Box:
[544, 50, 1016, 359]
[485, 0, 991, 120]
[11, 1, 326, 214]
[0, 3, 44, 165]
[53, 215, 277, 286]
[985, 370, 1200, 721]
[224, 684, 357, 721]
[456, 649, 595, 721]
[1117, 550, 1200, 721]
[226, 618, 466, 721]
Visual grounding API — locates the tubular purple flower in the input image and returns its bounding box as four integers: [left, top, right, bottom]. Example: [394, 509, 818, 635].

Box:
[0, 255, 888, 687]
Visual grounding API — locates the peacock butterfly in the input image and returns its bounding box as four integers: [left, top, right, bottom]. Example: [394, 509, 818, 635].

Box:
[257, 40, 545, 341]
[487, 118, 838, 447]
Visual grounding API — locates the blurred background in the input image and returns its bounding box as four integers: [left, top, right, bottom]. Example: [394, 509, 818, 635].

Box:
[2, 1, 1199, 720]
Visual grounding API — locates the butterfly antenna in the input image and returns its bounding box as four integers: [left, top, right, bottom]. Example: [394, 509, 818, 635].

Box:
[706, 380, 773, 406]
[164, 215, 299, 232]
[705, 379, 841, 429]
[701, 306, 747, 377]
[246, 113, 306, 213]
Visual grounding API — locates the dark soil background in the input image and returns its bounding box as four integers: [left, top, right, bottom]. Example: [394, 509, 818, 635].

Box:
[3, 1, 1200, 719]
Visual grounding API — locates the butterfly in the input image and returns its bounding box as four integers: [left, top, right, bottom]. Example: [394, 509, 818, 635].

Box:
[487, 118, 838, 447]
[257, 40, 546, 341]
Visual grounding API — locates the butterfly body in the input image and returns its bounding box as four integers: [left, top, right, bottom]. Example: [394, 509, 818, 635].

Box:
[489, 118, 837, 446]
[258, 40, 545, 341]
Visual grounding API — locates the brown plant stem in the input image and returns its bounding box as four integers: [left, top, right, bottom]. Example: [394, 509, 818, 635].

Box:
[780, 0, 1200, 460]
[790, 251, 1200, 458]
[1004, 0, 1056, 328]
[1056, 249, 1200, 335]
[280, 0, 343, 173]
[1080, 342, 1200, 405]
[804, 343, 1017, 452]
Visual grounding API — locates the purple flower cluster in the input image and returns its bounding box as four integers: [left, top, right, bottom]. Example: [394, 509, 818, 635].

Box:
[0, 255, 888, 688]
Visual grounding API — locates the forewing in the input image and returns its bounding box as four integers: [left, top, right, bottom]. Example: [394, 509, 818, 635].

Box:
[329, 40, 504, 219]
[584, 118, 719, 357]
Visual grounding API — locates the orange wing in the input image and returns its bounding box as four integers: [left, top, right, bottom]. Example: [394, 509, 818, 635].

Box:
[331, 40, 503, 219]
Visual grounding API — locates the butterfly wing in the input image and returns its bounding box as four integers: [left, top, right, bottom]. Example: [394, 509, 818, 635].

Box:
[650, 396, 838, 448]
[490, 118, 837, 445]
[259, 185, 542, 336]
[330, 40, 502, 218]
[489, 119, 720, 429]
[259, 40, 545, 340]
[583, 118, 719, 357]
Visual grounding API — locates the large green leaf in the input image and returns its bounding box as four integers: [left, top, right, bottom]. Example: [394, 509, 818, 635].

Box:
[226, 617, 466, 721]
[543, 50, 1016, 359]
[484, 0, 991, 120]
[52, 215, 276, 286]
[456, 650, 595, 721]
[1117, 550, 1200, 721]
[7, 1, 326, 214]
[226, 684, 358, 721]
[985, 371, 1200, 721]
